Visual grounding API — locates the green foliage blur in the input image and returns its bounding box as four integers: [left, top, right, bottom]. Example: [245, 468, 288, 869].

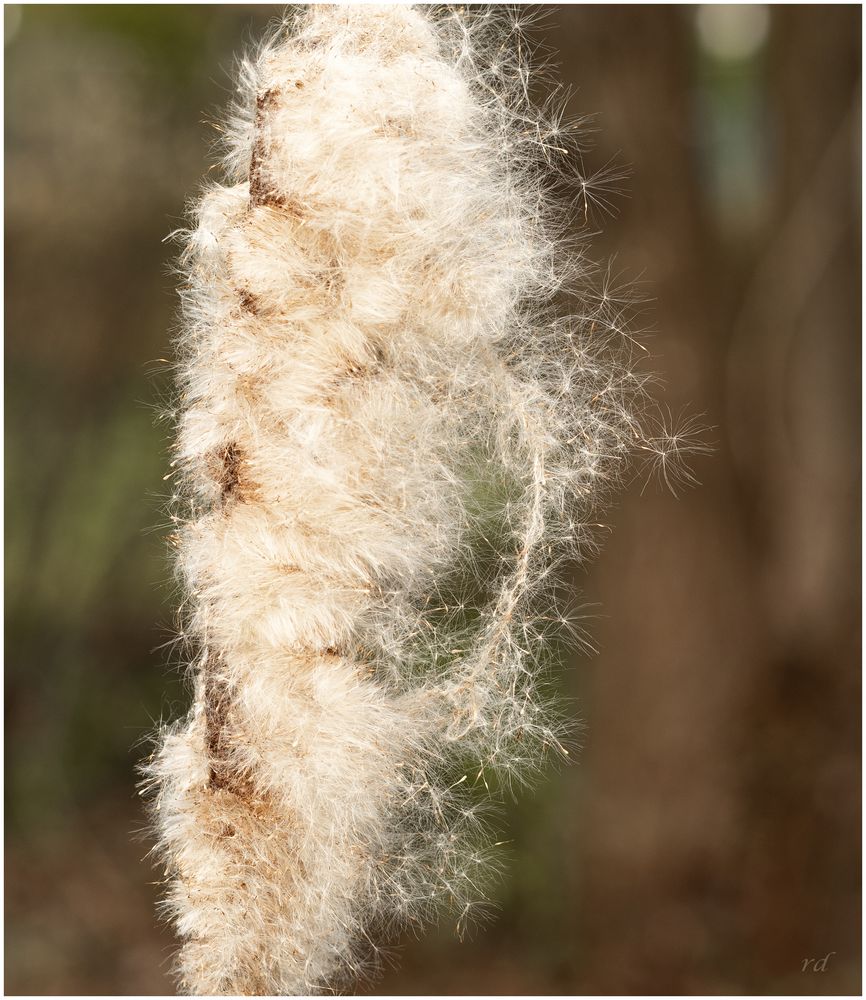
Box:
[6, 4, 268, 828]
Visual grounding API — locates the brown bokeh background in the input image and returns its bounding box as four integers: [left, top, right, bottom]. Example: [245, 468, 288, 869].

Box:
[5, 4, 860, 995]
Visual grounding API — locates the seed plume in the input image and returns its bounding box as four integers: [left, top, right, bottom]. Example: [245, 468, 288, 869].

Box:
[144, 5, 696, 994]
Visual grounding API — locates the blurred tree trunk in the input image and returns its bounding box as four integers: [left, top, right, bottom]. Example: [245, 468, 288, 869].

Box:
[555, 5, 860, 994]
[729, 7, 860, 992]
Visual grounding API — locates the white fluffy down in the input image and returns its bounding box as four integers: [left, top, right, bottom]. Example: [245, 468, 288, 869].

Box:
[145, 5, 670, 995]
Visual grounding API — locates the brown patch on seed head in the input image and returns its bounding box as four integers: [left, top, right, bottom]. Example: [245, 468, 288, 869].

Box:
[203, 659, 256, 799]
[205, 442, 256, 507]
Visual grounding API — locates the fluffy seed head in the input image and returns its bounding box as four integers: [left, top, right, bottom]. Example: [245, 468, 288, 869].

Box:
[143, 5, 700, 994]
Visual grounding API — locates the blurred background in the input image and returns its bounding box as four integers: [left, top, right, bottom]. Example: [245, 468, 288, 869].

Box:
[5, 4, 860, 995]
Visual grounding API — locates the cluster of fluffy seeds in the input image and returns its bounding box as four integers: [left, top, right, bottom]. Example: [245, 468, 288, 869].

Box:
[144, 5, 691, 995]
